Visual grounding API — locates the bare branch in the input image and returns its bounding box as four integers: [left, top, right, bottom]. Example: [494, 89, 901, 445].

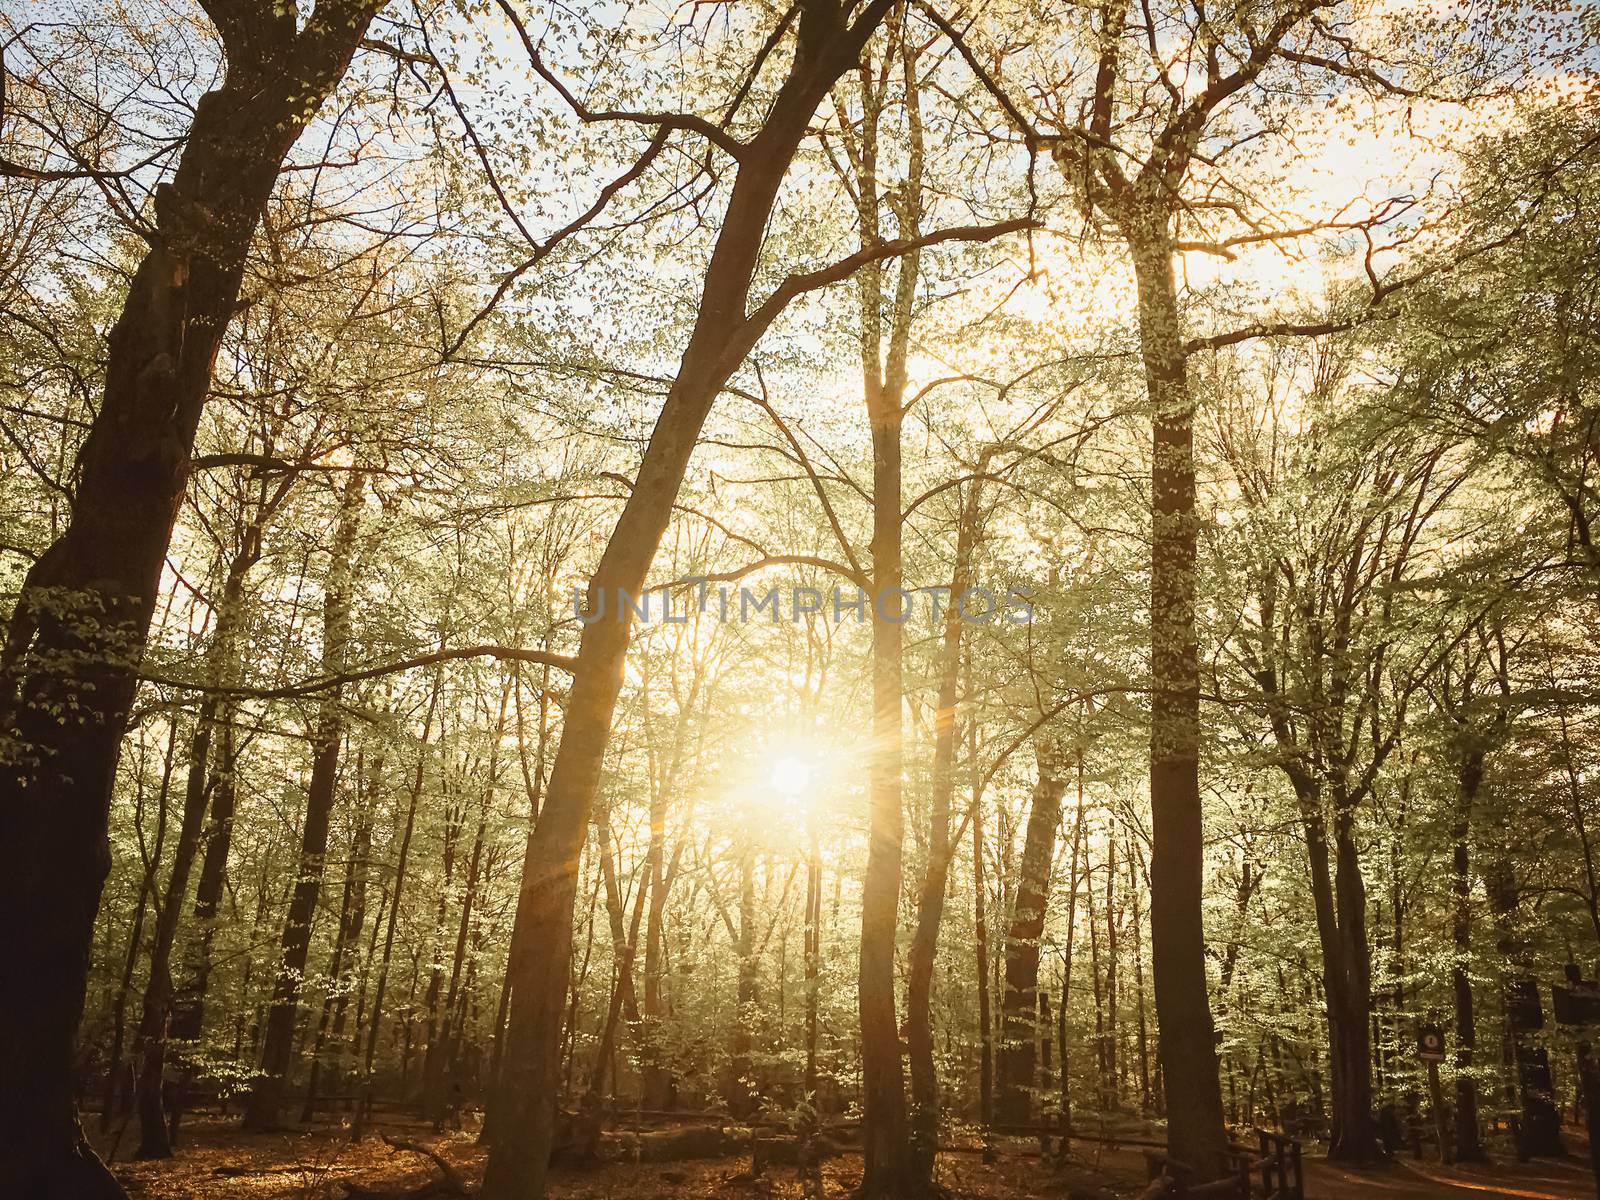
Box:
[144, 644, 578, 700]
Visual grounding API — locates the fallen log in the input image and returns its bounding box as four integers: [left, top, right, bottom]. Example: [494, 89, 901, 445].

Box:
[605, 1123, 750, 1162]
[341, 1135, 473, 1199]
[550, 1104, 604, 1166]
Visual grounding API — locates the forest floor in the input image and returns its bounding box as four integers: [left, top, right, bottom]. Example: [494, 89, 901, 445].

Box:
[96, 1116, 1600, 1200]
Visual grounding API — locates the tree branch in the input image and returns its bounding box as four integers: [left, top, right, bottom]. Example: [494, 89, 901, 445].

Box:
[144, 644, 577, 700]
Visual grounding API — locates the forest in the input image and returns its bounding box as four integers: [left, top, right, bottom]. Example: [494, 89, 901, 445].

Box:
[2, 2, 1600, 1199]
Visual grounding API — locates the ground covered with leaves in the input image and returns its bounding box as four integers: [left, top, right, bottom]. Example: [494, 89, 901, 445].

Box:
[98, 1117, 1600, 1200]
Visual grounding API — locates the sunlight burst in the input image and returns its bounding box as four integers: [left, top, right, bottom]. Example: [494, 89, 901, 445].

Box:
[768, 753, 815, 800]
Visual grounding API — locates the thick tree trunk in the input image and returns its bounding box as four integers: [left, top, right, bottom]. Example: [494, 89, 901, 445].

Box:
[1303, 803, 1381, 1163]
[479, 9, 892, 1196]
[1128, 224, 1229, 1179]
[996, 744, 1065, 1125]
[0, 8, 377, 1192]
[244, 471, 365, 1129]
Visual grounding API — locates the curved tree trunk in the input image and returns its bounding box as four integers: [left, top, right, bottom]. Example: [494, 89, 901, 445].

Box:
[479, 9, 895, 1196]
[0, 7, 380, 1192]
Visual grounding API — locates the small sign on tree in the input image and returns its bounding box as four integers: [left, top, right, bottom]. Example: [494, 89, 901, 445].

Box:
[1417, 1024, 1446, 1063]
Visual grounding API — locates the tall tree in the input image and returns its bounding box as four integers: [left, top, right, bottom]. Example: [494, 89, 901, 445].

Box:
[245, 470, 366, 1129]
[480, 4, 924, 1194]
[0, 5, 383, 1192]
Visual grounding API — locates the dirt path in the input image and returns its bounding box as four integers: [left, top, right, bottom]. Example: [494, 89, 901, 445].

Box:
[1305, 1157, 1596, 1200]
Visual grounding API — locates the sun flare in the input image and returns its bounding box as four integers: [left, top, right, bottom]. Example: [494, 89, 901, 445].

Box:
[768, 753, 815, 800]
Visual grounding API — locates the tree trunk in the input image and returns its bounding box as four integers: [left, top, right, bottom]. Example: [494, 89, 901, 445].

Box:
[1129, 835, 1152, 1115]
[132, 697, 220, 1158]
[972, 747, 995, 1159]
[851, 30, 924, 1194]
[1128, 223, 1229, 1180]
[1485, 858, 1564, 1158]
[135, 549, 256, 1157]
[997, 744, 1065, 1125]
[1056, 746, 1089, 1144]
[1453, 750, 1484, 1162]
[303, 757, 376, 1122]
[166, 712, 237, 1142]
[907, 480, 980, 1179]
[101, 722, 180, 1132]
[641, 783, 676, 1109]
[1104, 827, 1119, 1110]
[480, 9, 893, 1196]
[0, 8, 377, 1190]
[588, 806, 647, 1106]
[169, 490, 285, 1142]
[353, 667, 440, 1142]
[1302, 800, 1381, 1163]
[244, 471, 365, 1129]
[805, 828, 823, 1103]
[730, 845, 759, 1115]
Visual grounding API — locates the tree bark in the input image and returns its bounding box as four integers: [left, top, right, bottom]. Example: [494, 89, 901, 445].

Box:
[303, 755, 376, 1121]
[997, 743, 1065, 1125]
[848, 28, 924, 1193]
[1128, 220, 1230, 1179]
[479, 8, 894, 1197]
[0, 6, 379, 1192]
[1056, 745, 1089, 1145]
